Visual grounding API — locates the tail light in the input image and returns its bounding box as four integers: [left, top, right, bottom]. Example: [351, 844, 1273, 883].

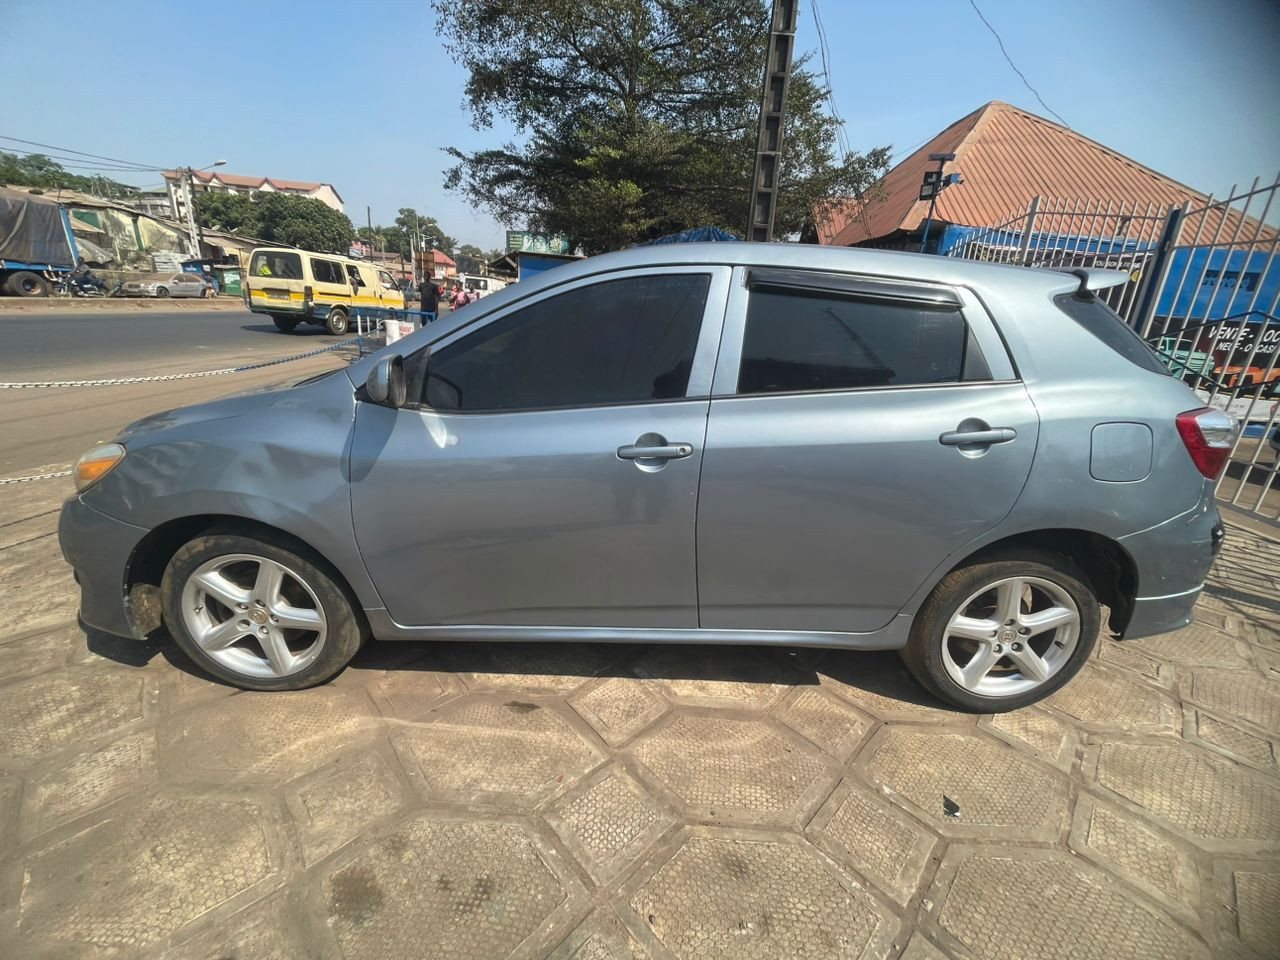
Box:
[1175, 407, 1236, 478]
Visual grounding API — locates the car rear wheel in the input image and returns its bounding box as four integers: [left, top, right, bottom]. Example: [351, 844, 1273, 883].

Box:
[4, 271, 48, 297]
[155, 286, 170, 298]
[272, 315, 299, 333]
[325, 307, 348, 335]
[161, 531, 365, 691]
[900, 551, 1099, 712]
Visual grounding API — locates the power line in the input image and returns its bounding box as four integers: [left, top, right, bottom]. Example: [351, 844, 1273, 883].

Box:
[0, 134, 164, 171]
[964, 0, 1069, 128]
[0, 148, 155, 175]
[810, 0, 852, 161]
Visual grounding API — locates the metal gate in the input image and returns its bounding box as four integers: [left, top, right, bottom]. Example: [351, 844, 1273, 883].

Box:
[942, 174, 1280, 521]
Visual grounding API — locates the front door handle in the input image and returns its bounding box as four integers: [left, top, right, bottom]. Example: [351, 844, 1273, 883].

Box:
[939, 427, 1017, 446]
[617, 442, 693, 460]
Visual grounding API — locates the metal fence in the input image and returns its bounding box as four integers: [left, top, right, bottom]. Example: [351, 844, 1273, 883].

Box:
[943, 174, 1280, 521]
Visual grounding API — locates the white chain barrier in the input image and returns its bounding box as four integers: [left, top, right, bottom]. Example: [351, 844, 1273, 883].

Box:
[0, 336, 362, 389]
[0, 469, 73, 485]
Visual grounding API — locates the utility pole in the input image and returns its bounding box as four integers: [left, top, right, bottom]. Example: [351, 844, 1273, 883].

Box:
[746, 0, 798, 242]
[181, 168, 201, 254]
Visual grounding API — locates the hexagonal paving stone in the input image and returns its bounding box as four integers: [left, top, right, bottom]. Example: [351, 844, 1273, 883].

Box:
[458, 642, 608, 694]
[779, 687, 872, 758]
[322, 815, 576, 960]
[396, 698, 602, 802]
[630, 715, 832, 823]
[19, 793, 275, 950]
[817, 651, 960, 722]
[546, 768, 674, 885]
[1130, 623, 1251, 668]
[981, 708, 1077, 770]
[0, 668, 146, 761]
[863, 728, 1067, 840]
[630, 647, 792, 709]
[369, 669, 452, 722]
[0, 625, 73, 680]
[571, 676, 668, 747]
[932, 849, 1204, 960]
[628, 833, 896, 960]
[1095, 639, 1170, 687]
[1185, 710, 1278, 771]
[1068, 794, 1197, 918]
[809, 780, 937, 904]
[160, 688, 378, 783]
[1189, 670, 1280, 732]
[159, 895, 302, 960]
[1042, 664, 1178, 733]
[550, 909, 650, 960]
[1091, 739, 1280, 849]
[286, 751, 408, 866]
[1213, 862, 1280, 958]
[27, 731, 156, 834]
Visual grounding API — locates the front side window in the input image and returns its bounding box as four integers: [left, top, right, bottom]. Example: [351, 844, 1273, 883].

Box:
[423, 273, 711, 412]
[737, 287, 988, 395]
[346, 265, 366, 287]
[378, 270, 396, 290]
[310, 258, 344, 284]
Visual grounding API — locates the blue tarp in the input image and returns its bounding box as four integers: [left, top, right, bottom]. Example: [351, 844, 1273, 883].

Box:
[639, 226, 739, 245]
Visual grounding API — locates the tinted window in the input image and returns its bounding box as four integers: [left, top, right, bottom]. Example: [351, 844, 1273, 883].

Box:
[310, 258, 345, 284]
[423, 273, 710, 412]
[1055, 294, 1170, 375]
[250, 251, 301, 279]
[346, 265, 365, 287]
[737, 288, 986, 394]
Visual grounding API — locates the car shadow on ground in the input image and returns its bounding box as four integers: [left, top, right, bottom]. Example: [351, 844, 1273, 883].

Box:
[239, 322, 332, 337]
[79, 620, 955, 713]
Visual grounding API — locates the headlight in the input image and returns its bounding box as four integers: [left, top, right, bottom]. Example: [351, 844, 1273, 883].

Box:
[74, 443, 125, 492]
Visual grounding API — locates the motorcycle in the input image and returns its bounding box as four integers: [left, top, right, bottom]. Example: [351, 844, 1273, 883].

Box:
[47, 268, 108, 298]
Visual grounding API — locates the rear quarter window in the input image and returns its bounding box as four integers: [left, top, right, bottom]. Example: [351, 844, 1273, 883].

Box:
[1055, 293, 1169, 375]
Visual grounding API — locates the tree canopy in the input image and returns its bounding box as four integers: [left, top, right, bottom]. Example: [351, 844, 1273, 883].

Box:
[434, 0, 890, 253]
[195, 192, 354, 252]
[0, 151, 140, 198]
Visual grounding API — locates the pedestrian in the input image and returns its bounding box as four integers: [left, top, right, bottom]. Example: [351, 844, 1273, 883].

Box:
[418, 277, 440, 320]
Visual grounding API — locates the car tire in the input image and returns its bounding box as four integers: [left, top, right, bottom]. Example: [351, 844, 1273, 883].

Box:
[272, 315, 299, 333]
[325, 307, 349, 335]
[160, 530, 366, 691]
[900, 551, 1100, 712]
[4, 271, 49, 297]
[156, 286, 170, 298]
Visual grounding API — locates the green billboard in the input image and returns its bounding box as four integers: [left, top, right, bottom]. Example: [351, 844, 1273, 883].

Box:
[505, 231, 572, 255]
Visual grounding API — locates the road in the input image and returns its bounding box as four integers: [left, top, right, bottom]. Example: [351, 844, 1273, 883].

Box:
[0, 309, 359, 476]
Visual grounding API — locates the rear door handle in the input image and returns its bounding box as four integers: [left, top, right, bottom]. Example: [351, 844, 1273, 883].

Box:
[939, 427, 1017, 446]
[617, 443, 693, 460]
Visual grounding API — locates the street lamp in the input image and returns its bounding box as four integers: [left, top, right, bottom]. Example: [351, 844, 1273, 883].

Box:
[918, 153, 963, 255]
[180, 159, 227, 255]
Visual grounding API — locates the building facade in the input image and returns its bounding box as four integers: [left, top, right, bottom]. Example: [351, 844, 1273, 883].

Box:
[162, 170, 344, 221]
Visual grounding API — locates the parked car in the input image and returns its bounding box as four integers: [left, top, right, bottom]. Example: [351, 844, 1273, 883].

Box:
[60, 244, 1228, 710]
[122, 272, 206, 298]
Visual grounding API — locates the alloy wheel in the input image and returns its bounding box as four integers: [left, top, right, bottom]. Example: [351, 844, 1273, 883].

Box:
[180, 553, 327, 679]
[940, 575, 1080, 698]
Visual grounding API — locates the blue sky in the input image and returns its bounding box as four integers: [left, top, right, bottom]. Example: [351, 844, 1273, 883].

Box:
[3, 0, 1276, 249]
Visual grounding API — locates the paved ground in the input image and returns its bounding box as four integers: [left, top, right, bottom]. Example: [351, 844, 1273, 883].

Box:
[0, 449, 1277, 959]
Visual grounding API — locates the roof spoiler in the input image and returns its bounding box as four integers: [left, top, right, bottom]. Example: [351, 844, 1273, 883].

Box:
[1064, 267, 1129, 295]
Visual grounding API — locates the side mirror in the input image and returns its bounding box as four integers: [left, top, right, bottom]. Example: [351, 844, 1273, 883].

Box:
[364, 354, 407, 408]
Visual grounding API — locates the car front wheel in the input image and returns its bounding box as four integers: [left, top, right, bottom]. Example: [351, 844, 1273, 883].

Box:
[161, 530, 365, 690]
[900, 551, 1099, 712]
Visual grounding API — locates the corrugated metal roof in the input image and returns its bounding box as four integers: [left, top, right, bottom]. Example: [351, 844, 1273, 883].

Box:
[819, 101, 1216, 246]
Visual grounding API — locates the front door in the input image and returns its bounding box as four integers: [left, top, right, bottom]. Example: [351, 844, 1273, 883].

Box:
[696, 270, 1039, 634]
[349, 267, 730, 627]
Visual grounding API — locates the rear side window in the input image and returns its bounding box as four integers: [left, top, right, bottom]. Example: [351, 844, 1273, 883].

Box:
[1055, 294, 1169, 375]
[310, 258, 345, 284]
[737, 288, 990, 395]
[424, 273, 710, 412]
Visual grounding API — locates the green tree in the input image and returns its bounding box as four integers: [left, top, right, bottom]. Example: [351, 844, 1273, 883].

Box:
[0, 151, 139, 198]
[457, 243, 484, 258]
[433, 0, 890, 253]
[196, 192, 354, 252]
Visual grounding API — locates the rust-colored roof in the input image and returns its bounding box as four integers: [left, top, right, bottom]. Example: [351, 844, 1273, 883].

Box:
[163, 170, 329, 192]
[819, 101, 1213, 246]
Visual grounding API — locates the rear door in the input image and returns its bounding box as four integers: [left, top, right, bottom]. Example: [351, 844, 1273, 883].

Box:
[309, 257, 350, 310]
[696, 268, 1039, 634]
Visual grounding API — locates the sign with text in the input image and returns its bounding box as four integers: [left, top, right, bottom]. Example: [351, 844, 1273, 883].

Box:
[505, 231, 571, 254]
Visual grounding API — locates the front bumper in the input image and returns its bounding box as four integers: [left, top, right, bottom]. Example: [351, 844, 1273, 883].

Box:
[1117, 493, 1223, 640]
[58, 496, 150, 638]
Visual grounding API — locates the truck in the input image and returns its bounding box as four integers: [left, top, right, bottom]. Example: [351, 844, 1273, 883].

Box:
[0, 186, 80, 297]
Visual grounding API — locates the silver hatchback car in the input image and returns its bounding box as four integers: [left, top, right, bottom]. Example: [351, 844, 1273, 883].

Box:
[60, 244, 1229, 711]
